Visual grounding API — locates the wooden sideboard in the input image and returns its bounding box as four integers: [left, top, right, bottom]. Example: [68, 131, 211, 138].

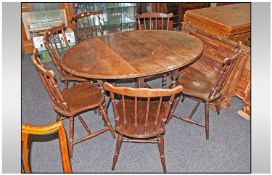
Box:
[183, 3, 250, 120]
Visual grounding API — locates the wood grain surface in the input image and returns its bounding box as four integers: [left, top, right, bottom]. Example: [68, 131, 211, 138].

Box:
[61, 30, 203, 80]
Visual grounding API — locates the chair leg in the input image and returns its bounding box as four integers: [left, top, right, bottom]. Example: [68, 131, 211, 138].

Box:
[102, 101, 109, 127]
[22, 133, 30, 173]
[99, 105, 116, 139]
[181, 95, 186, 103]
[215, 101, 221, 115]
[157, 135, 166, 173]
[162, 74, 167, 88]
[69, 117, 74, 158]
[58, 124, 72, 173]
[78, 115, 92, 135]
[167, 94, 182, 123]
[188, 101, 200, 119]
[112, 134, 123, 170]
[64, 81, 69, 90]
[205, 102, 209, 140]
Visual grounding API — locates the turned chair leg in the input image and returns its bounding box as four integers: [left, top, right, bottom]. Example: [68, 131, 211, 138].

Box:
[181, 95, 186, 103]
[64, 81, 69, 90]
[162, 74, 167, 88]
[102, 101, 109, 127]
[157, 135, 166, 173]
[112, 134, 123, 170]
[215, 101, 221, 115]
[167, 94, 182, 123]
[205, 102, 209, 140]
[99, 105, 116, 139]
[69, 117, 74, 158]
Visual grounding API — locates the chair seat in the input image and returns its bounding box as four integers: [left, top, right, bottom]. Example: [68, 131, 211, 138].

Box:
[178, 70, 216, 101]
[116, 99, 166, 138]
[61, 82, 104, 116]
[60, 70, 88, 82]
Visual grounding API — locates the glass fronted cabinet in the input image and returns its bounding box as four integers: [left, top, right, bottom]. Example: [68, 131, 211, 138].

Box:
[73, 3, 136, 33]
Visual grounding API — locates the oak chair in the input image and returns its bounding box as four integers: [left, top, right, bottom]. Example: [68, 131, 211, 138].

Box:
[103, 82, 183, 173]
[43, 23, 88, 89]
[31, 49, 115, 158]
[22, 121, 72, 173]
[135, 12, 173, 88]
[72, 10, 105, 43]
[170, 41, 243, 140]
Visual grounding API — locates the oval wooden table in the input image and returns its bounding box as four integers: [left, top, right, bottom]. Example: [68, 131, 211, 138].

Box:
[61, 30, 203, 87]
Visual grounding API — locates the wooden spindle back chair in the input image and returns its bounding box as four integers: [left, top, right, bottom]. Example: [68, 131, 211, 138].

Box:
[32, 49, 70, 115]
[135, 12, 173, 88]
[72, 10, 105, 43]
[170, 41, 243, 140]
[22, 121, 72, 173]
[31, 49, 115, 157]
[136, 12, 173, 30]
[103, 82, 183, 173]
[43, 24, 88, 89]
[208, 42, 242, 101]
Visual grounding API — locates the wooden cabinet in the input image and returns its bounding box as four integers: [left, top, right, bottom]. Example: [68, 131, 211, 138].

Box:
[183, 3, 250, 119]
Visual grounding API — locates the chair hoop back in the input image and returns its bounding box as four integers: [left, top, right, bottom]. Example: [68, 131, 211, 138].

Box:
[31, 49, 69, 113]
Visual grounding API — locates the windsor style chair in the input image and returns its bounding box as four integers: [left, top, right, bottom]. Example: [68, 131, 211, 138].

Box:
[72, 10, 105, 43]
[22, 121, 72, 173]
[103, 82, 183, 173]
[43, 23, 88, 89]
[170, 41, 243, 140]
[31, 48, 115, 158]
[135, 12, 173, 88]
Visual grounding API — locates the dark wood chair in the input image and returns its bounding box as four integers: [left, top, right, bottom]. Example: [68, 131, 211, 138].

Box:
[103, 82, 183, 173]
[135, 12, 173, 88]
[31, 48, 115, 158]
[170, 41, 243, 140]
[72, 10, 105, 43]
[136, 12, 173, 30]
[43, 23, 88, 89]
[22, 121, 72, 173]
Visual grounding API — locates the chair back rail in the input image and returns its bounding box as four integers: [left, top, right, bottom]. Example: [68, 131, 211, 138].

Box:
[72, 10, 104, 42]
[43, 23, 70, 74]
[208, 41, 243, 100]
[32, 49, 70, 114]
[104, 82, 182, 136]
[136, 13, 173, 30]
